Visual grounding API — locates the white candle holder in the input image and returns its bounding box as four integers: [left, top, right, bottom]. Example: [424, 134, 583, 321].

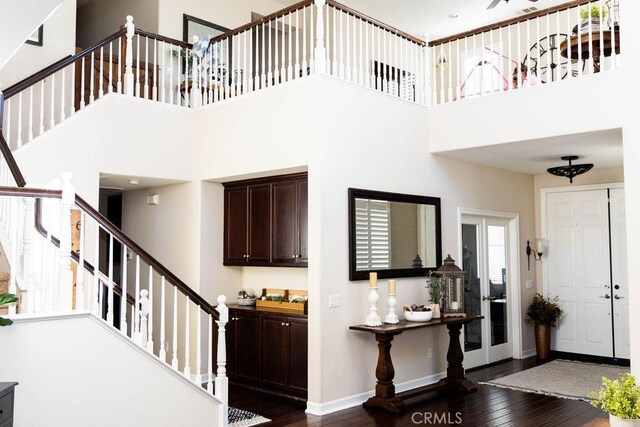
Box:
[384, 293, 399, 324]
[365, 287, 382, 326]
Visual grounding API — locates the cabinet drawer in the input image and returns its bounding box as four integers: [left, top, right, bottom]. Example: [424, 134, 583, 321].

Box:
[0, 419, 12, 427]
[0, 391, 14, 424]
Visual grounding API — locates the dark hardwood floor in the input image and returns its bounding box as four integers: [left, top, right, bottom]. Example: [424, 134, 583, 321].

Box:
[229, 357, 609, 426]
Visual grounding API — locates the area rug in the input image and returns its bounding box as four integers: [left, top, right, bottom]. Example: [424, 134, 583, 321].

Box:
[228, 407, 270, 427]
[480, 360, 630, 401]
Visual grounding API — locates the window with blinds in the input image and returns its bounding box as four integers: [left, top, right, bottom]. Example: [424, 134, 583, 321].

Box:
[355, 199, 391, 270]
[487, 225, 506, 285]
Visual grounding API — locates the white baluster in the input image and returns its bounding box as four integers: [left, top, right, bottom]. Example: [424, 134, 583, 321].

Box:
[99, 47, 104, 98]
[243, 30, 248, 94]
[7, 198, 19, 315]
[314, 0, 327, 73]
[125, 16, 135, 96]
[310, 3, 315, 72]
[58, 173, 75, 312]
[196, 309, 202, 385]
[22, 197, 35, 299]
[295, 9, 300, 79]
[207, 313, 214, 394]
[447, 41, 452, 101]
[169, 44, 175, 105]
[598, 0, 604, 72]
[147, 266, 154, 352]
[27, 87, 34, 142]
[139, 289, 149, 348]
[339, 10, 345, 79]
[280, 18, 286, 82]
[184, 297, 191, 377]
[305, 6, 310, 76]
[261, 24, 267, 89]
[108, 42, 113, 94]
[60, 68, 66, 121]
[160, 276, 167, 362]
[107, 234, 114, 323]
[89, 51, 96, 103]
[577, 6, 583, 77]
[215, 295, 229, 405]
[172, 286, 179, 369]
[144, 37, 150, 99]
[39, 80, 45, 134]
[288, 12, 293, 80]
[16, 93, 22, 148]
[135, 34, 141, 96]
[120, 244, 128, 332]
[345, 12, 351, 80]
[69, 62, 75, 116]
[93, 224, 101, 315]
[153, 39, 158, 101]
[566, 7, 572, 80]
[77, 210, 86, 311]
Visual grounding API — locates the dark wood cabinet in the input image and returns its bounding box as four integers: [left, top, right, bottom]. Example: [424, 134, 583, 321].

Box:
[226, 310, 261, 385]
[227, 306, 308, 400]
[272, 179, 307, 266]
[224, 173, 307, 267]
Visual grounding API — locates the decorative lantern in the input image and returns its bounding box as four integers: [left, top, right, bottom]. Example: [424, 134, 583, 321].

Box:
[434, 254, 466, 317]
[606, 0, 620, 30]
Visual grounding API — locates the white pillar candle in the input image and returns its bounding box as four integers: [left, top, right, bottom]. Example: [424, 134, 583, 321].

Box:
[451, 301, 459, 310]
[369, 272, 378, 288]
[388, 279, 396, 295]
[536, 239, 544, 254]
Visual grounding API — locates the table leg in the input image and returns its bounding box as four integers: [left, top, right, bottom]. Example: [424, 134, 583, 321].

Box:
[444, 322, 477, 392]
[363, 333, 406, 412]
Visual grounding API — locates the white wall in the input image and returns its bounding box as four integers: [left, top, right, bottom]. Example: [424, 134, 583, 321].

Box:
[305, 76, 536, 407]
[0, 0, 76, 87]
[0, 313, 220, 427]
[0, 0, 65, 70]
[76, 0, 159, 48]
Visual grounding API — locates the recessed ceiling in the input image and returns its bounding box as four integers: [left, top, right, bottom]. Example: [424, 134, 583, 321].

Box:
[270, 0, 571, 39]
[435, 129, 624, 175]
[99, 173, 186, 192]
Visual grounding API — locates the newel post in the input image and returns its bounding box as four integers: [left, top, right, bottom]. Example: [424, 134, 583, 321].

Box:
[215, 295, 229, 408]
[313, 0, 327, 73]
[58, 173, 75, 312]
[125, 16, 135, 96]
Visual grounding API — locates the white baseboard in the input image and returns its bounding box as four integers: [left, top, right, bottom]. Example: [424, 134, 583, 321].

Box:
[521, 348, 536, 359]
[305, 371, 447, 416]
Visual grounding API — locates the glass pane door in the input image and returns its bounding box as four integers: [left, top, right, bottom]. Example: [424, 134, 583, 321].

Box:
[487, 224, 508, 347]
[462, 223, 482, 352]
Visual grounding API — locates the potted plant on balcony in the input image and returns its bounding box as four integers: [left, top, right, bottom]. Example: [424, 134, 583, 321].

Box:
[525, 293, 562, 361]
[0, 292, 18, 326]
[590, 373, 640, 427]
[580, 5, 607, 32]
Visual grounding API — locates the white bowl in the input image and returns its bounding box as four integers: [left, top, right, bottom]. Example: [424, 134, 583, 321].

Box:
[404, 310, 433, 322]
[237, 298, 256, 306]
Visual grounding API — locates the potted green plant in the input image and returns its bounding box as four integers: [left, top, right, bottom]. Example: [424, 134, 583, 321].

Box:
[525, 293, 562, 361]
[427, 273, 444, 319]
[0, 292, 18, 326]
[590, 373, 640, 427]
[580, 5, 607, 31]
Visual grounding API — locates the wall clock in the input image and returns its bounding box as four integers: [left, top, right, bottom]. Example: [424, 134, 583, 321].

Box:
[524, 34, 585, 83]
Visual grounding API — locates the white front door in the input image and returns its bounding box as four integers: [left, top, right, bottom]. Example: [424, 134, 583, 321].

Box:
[462, 215, 512, 368]
[545, 189, 613, 357]
[610, 188, 629, 359]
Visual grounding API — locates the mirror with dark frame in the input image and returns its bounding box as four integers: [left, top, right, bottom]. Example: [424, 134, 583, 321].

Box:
[348, 188, 442, 281]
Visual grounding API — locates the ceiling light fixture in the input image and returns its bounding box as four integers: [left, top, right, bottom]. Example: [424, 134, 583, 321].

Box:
[129, 179, 140, 185]
[449, 13, 459, 19]
[547, 156, 594, 184]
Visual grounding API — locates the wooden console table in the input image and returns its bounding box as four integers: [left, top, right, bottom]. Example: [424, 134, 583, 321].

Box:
[350, 316, 482, 412]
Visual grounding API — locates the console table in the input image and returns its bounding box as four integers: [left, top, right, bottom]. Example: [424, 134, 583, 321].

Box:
[350, 316, 481, 412]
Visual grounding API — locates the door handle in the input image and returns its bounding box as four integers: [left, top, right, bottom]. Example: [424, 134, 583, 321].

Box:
[614, 284, 620, 290]
[481, 296, 496, 301]
[600, 294, 611, 299]
[614, 295, 623, 300]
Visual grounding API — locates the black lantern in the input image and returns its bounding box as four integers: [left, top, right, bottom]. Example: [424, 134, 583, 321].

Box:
[434, 254, 466, 317]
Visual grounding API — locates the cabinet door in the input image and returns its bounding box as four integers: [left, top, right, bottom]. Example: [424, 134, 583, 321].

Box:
[225, 313, 238, 380]
[260, 316, 287, 389]
[287, 317, 308, 395]
[272, 181, 298, 265]
[236, 312, 261, 384]
[224, 187, 248, 265]
[248, 184, 271, 263]
[296, 179, 308, 266]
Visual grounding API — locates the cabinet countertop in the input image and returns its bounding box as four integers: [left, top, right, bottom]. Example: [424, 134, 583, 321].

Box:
[228, 304, 308, 318]
[0, 382, 18, 397]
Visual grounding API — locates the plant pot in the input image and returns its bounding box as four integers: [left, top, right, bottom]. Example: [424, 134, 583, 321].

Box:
[610, 414, 640, 427]
[580, 18, 601, 32]
[430, 304, 441, 319]
[534, 324, 551, 361]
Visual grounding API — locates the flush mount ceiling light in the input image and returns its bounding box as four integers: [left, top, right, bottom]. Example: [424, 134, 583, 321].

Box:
[449, 13, 459, 18]
[129, 179, 140, 185]
[547, 155, 594, 184]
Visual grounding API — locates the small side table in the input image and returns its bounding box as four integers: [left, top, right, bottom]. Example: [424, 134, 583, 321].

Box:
[560, 30, 620, 73]
[0, 382, 18, 426]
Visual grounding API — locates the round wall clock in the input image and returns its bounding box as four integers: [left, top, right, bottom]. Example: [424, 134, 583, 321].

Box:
[524, 34, 585, 83]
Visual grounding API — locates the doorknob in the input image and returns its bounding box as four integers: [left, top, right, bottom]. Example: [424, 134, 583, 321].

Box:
[481, 295, 496, 301]
[600, 294, 611, 299]
[614, 284, 620, 290]
[614, 295, 624, 300]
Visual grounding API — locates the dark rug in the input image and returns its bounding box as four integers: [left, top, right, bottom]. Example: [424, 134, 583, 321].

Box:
[228, 407, 270, 427]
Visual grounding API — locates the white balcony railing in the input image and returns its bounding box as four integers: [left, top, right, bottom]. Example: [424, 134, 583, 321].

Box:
[429, 0, 621, 106]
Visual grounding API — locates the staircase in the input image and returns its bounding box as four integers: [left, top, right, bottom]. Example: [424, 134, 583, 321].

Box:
[0, 135, 230, 424]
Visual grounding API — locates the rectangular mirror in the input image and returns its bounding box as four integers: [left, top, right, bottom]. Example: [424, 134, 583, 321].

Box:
[348, 188, 442, 281]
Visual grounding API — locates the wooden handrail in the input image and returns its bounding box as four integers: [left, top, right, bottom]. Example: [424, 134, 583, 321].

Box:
[3, 29, 127, 99]
[327, 0, 426, 46]
[429, 0, 593, 46]
[0, 133, 26, 187]
[74, 195, 218, 319]
[0, 186, 60, 198]
[210, 0, 313, 44]
[135, 29, 193, 49]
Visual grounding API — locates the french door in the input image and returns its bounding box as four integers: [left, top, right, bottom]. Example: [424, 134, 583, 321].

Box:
[544, 186, 628, 359]
[462, 215, 512, 368]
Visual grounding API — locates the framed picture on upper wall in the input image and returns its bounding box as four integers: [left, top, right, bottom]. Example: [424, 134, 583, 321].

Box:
[183, 14, 232, 83]
[26, 25, 44, 46]
[183, 14, 229, 43]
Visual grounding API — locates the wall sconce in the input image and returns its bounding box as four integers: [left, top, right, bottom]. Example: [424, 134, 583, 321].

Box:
[436, 48, 448, 69]
[526, 239, 544, 271]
